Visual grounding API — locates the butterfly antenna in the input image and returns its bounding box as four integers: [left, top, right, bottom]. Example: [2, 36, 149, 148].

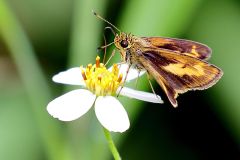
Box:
[92, 10, 121, 33]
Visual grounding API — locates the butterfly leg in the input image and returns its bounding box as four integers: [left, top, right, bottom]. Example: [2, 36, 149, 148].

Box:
[146, 71, 162, 102]
[104, 26, 116, 36]
[117, 64, 131, 97]
[102, 31, 107, 64]
[134, 70, 141, 90]
[105, 49, 115, 66]
[97, 26, 116, 64]
[102, 26, 116, 64]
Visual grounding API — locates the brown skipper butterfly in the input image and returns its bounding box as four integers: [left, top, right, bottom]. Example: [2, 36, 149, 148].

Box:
[94, 11, 223, 108]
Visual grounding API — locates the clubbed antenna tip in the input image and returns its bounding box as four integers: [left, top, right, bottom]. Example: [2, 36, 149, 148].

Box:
[92, 10, 121, 33]
[92, 10, 97, 16]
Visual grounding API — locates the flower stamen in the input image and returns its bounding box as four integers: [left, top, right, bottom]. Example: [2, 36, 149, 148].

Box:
[98, 75, 102, 82]
[87, 64, 92, 70]
[96, 56, 100, 68]
[81, 56, 122, 96]
[80, 66, 87, 80]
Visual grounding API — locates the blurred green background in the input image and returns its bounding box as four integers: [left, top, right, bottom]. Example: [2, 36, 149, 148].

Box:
[0, 0, 239, 159]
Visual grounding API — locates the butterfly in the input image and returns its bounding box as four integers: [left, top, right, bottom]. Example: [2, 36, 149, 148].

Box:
[94, 11, 223, 107]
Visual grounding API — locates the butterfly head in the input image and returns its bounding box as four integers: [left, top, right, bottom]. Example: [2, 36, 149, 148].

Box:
[114, 32, 133, 59]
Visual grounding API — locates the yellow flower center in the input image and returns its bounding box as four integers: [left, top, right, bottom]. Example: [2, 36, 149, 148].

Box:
[80, 56, 123, 96]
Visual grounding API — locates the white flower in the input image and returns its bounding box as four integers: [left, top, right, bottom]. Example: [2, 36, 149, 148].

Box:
[47, 56, 163, 133]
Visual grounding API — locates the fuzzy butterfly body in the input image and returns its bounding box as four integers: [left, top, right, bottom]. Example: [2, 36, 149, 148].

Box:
[114, 32, 223, 107]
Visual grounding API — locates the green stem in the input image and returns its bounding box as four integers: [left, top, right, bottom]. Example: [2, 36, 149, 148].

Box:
[103, 127, 121, 160]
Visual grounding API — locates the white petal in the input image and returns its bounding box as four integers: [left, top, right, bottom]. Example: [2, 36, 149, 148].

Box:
[95, 96, 130, 133]
[118, 87, 163, 103]
[109, 63, 145, 82]
[47, 89, 96, 121]
[52, 67, 85, 85]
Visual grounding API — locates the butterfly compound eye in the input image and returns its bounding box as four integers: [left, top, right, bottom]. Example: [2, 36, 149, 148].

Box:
[120, 40, 128, 48]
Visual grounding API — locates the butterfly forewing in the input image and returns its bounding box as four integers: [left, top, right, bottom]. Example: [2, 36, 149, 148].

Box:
[138, 48, 223, 107]
[142, 37, 212, 60]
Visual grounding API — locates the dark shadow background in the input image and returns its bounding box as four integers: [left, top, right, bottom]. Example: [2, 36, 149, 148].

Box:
[122, 91, 240, 159]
